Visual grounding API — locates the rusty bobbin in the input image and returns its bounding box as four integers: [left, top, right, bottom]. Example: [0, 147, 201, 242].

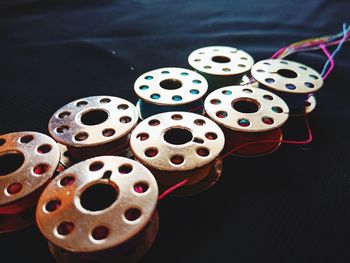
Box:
[36, 156, 158, 263]
[48, 96, 138, 161]
[130, 111, 225, 195]
[0, 131, 60, 233]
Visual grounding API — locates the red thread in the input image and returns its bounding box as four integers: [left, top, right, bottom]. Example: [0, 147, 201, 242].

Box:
[221, 110, 312, 159]
[158, 178, 189, 200]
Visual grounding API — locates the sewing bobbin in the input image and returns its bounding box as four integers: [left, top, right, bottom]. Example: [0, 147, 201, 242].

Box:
[0, 132, 60, 233]
[36, 156, 158, 263]
[48, 96, 138, 161]
[251, 59, 323, 115]
[130, 111, 224, 196]
[204, 85, 289, 156]
[134, 67, 208, 119]
[188, 46, 254, 91]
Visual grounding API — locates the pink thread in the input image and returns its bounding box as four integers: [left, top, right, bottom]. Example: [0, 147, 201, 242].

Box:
[158, 179, 189, 200]
[319, 44, 335, 80]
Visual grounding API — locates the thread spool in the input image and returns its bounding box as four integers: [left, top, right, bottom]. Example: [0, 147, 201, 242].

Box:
[204, 85, 289, 156]
[130, 111, 225, 196]
[134, 67, 208, 120]
[36, 156, 159, 263]
[0, 131, 60, 233]
[251, 59, 323, 115]
[188, 46, 254, 91]
[48, 96, 138, 161]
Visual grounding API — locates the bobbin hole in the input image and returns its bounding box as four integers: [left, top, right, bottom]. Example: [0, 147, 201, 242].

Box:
[232, 99, 260, 113]
[80, 183, 118, 212]
[89, 161, 104, 171]
[81, 109, 108, 126]
[277, 69, 298, 78]
[160, 79, 182, 90]
[125, 208, 142, 221]
[37, 144, 52, 154]
[45, 200, 61, 212]
[91, 226, 109, 241]
[164, 128, 193, 145]
[0, 152, 25, 176]
[119, 164, 133, 174]
[134, 182, 149, 193]
[6, 182, 23, 195]
[0, 138, 5, 146]
[211, 56, 231, 63]
[20, 135, 34, 144]
[170, 155, 184, 165]
[60, 175, 75, 187]
[57, 222, 74, 236]
[33, 163, 49, 175]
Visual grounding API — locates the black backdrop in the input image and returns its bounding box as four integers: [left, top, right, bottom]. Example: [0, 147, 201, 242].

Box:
[0, 0, 350, 262]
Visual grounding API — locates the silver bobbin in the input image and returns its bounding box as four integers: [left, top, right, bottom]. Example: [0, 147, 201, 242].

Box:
[49, 96, 138, 148]
[0, 132, 60, 207]
[204, 85, 289, 132]
[36, 156, 158, 253]
[130, 112, 225, 171]
[188, 46, 254, 76]
[251, 59, 323, 94]
[134, 67, 208, 106]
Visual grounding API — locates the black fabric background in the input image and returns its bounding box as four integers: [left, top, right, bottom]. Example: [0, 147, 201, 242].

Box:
[0, 0, 350, 262]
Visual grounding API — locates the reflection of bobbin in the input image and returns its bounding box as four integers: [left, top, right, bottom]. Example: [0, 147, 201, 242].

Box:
[0, 132, 60, 233]
[36, 156, 158, 263]
[251, 59, 323, 114]
[205, 86, 289, 156]
[188, 46, 254, 91]
[130, 112, 225, 196]
[134, 67, 208, 119]
[49, 96, 138, 161]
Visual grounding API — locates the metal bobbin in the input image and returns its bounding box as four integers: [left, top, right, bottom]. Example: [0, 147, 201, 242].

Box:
[130, 111, 225, 196]
[0, 131, 60, 233]
[36, 156, 158, 263]
[49, 96, 138, 161]
[134, 67, 208, 119]
[204, 85, 290, 156]
[188, 46, 254, 91]
[251, 59, 323, 114]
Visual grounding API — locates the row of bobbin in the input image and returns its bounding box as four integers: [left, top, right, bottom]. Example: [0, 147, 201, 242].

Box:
[0, 132, 60, 233]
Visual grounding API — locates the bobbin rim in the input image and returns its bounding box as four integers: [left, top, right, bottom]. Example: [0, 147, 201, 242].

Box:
[36, 156, 158, 253]
[188, 46, 254, 76]
[48, 96, 138, 147]
[130, 111, 225, 171]
[204, 85, 289, 132]
[0, 132, 60, 206]
[134, 67, 208, 106]
[251, 59, 323, 94]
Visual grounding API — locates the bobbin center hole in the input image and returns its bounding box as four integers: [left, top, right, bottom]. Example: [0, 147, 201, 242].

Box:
[163, 127, 193, 145]
[0, 151, 25, 176]
[160, 79, 183, 90]
[80, 109, 109, 126]
[80, 182, 118, 212]
[232, 98, 260, 113]
[277, 69, 298, 79]
[211, 56, 231, 63]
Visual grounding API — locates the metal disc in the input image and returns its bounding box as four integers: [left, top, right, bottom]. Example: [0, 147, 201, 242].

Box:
[36, 156, 158, 253]
[188, 46, 254, 76]
[134, 67, 208, 106]
[0, 131, 60, 206]
[251, 59, 323, 94]
[130, 111, 225, 171]
[48, 96, 138, 148]
[204, 85, 289, 132]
